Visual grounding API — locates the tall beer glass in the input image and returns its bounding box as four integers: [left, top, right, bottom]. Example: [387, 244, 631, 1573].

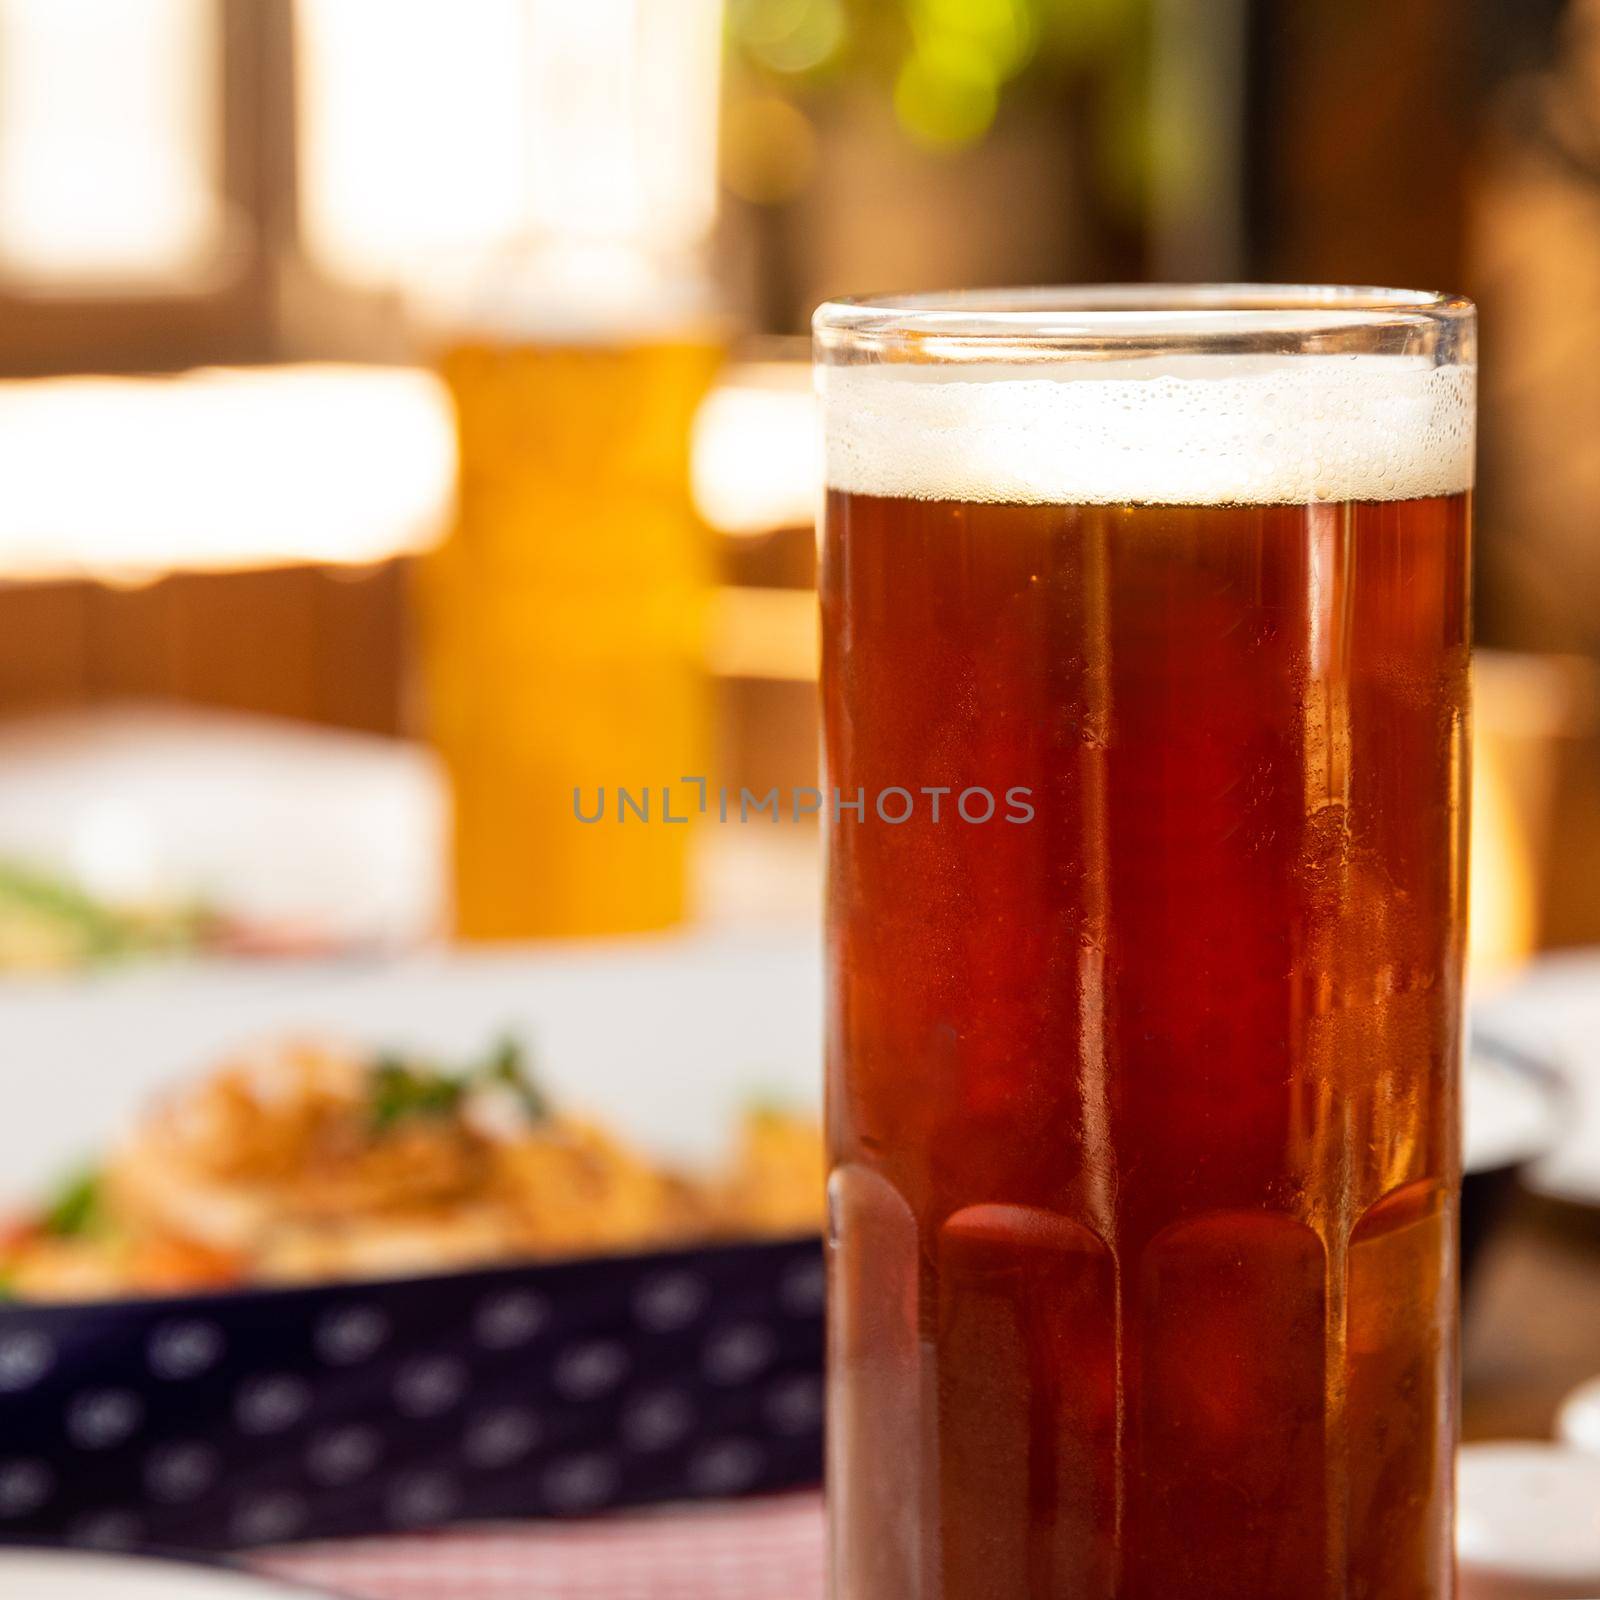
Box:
[816, 287, 1474, 1600]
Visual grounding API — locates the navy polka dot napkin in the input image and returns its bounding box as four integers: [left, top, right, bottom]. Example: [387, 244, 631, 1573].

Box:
[0, 1237, 824, 1552]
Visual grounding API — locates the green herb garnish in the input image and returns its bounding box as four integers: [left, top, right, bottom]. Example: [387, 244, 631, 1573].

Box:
[0, 858, 206, 969]
[43, 1167, 103, 1238]
[481, 1036, 549, 1121]
[0, 860, 128, 963]
[367, 1037, 548, 1132]
[368, 1057, 464, 1130]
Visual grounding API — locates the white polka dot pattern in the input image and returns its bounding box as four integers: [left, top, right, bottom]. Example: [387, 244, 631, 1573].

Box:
[473, 1289, 548, 1349]
[230, 1491, 306, 1545]
[234, 1375, 312, 1435]
[552, 1340, 630, 1401]
[146, 1320, 224, 1381]
[392, 1355, 467, 1418]
[621, 1389, 697, 1453]
[142, 1441, 219, 1503]
[65, 1389, 144, 1451]
[313, 1305, 390, 1366]
[684, 1440, 764, 1497]
[386, 1471, 461, 1529]
[0, 1330, 54, 1392]
[689, 1439, 765, 1496]
[633, 1272, 709, 1333]
[462, 1407, 540, 1469]
[701, 1324, 777, 1386]
[541, 1453, 620, 1513]
[0, 1238, 824, 1548]
[763, 1374, 824, 1436]
[779, 1259, 825, 1316]
[67, 1509, 143, 1549]
[305, 1425, 383, 1486]
[0, 1459, 54, 1517]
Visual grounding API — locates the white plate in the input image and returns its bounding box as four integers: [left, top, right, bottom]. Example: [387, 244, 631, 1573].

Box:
[0, 1548, 326, 1599]
[1464, 1041, 1563, 1176]
[1477, 948, 1600, 1206]
[0, 705, 445, 949]
[0, 933, 1563, 1212]
[0, 931, 822, 1208]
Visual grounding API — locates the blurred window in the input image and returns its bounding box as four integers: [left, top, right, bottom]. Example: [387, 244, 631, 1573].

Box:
[294, 0, 722, 295]
[294, 0, 528, 286]
[0, 0, 725, 371]
[0, 366, 454, 580]
[0, 0, 222, 286]
[0, 0, 285, 375]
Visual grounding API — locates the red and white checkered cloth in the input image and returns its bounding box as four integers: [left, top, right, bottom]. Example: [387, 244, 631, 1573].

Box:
[249, 1493, 825, 1600]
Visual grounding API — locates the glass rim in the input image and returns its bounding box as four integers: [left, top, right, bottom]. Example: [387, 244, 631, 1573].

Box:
[813, 283, 1475, 352]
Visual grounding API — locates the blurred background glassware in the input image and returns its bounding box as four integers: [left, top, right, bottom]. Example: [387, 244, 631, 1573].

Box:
[1471, 652, 1600, 984]
[404, 0, 731, 941]
[417, 259, 725, 940]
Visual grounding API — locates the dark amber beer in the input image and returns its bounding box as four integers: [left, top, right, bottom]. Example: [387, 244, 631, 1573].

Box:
[816, 290, 1475, 1600]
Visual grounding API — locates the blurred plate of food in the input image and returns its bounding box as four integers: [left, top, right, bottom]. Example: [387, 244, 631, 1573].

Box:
[0, 856, 358, 971]
[0, 933, 824, 1549]
[0, 1020, 819, 1301]
[1475, 948, 1600, 1211]
[0, 931, 822, 1268]
[0, 704, 445, 970]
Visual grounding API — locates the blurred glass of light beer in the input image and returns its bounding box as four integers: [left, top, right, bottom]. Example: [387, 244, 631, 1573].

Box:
[816, 288, 1474, 1600]
[411, 0, 727, 941]
[417, 278, 723, 939]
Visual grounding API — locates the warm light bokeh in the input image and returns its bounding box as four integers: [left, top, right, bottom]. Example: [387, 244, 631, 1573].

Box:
[295, 0, 723, 294]
[0, 0, 222, 284]
[0, 365, 455, 580]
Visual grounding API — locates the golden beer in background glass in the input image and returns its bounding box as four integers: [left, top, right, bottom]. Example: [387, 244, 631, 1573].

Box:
[418, 331, 723, 939]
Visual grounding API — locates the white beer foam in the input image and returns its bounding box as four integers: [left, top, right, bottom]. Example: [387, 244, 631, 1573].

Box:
[821, 355, 1475, 505]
